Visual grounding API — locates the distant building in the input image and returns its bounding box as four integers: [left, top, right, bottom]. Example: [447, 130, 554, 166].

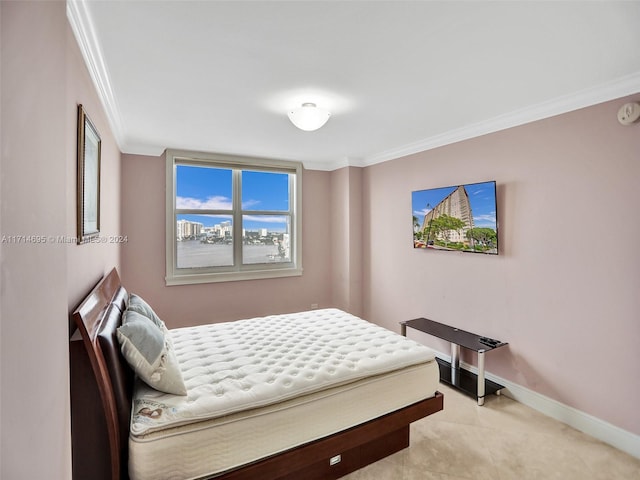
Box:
[176, 219, 203, 240]
[219, 221, 232, 239]
[421, 186, 474, 244]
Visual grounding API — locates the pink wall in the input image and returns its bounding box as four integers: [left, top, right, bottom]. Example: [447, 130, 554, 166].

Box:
[330, 167, 363, 314]
[1, 2, 122, 479]
[65, 16, 123, 311]
[361, 95, 640, 435]
[121, 155, 332, 327]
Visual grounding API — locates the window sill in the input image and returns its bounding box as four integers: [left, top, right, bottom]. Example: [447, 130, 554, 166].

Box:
[165, 267, 303, 286]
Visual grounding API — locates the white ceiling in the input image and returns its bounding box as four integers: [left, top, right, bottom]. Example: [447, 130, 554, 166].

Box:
[68, 1, 640, 171]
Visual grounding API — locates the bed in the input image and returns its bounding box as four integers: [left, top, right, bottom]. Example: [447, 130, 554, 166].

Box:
[70, 268, 443, 480]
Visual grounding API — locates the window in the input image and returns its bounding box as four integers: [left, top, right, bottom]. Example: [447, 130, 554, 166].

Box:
[166, 150, 302, 285]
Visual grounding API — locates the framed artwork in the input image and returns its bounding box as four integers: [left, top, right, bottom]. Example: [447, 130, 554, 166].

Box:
[77, 104, 101, 244]
[412, 180, 498, 255]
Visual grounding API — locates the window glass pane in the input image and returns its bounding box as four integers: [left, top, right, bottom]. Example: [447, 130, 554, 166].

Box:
[242, 215, 290, 264]
[242, 171, 289, 212]
[177, 165, 232, 210]
[176, 214, 233, 268]
[167, 151, 302, 285]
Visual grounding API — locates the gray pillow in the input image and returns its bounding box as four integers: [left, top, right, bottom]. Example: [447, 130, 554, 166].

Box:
[127, 293, 165, 331]
[117, 309, 187, 396]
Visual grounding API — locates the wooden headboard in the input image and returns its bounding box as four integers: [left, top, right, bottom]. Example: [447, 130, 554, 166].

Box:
[71, 268, 133, 480]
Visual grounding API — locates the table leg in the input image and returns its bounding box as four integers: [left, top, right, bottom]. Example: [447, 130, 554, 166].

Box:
[451, 343, 460, 386]
[477, 349, 486, 406]
[401, 323, 406, 336]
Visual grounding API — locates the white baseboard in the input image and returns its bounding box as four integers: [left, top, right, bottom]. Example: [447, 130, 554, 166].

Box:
[434, 352, 640, 459]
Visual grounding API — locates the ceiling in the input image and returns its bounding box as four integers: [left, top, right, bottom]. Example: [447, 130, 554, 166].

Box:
[68, 1, 640, 171]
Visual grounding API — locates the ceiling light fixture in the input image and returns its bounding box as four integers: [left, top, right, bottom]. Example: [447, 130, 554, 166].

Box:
[287, 102, 331, 131]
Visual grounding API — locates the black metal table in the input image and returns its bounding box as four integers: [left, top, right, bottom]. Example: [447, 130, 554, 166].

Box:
[401, 318, 508, 405]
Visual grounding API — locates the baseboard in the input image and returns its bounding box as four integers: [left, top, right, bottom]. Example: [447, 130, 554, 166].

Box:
[434, 352, 640, 460]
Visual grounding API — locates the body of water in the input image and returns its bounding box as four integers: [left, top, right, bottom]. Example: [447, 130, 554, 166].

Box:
[177, 240, 287, 268]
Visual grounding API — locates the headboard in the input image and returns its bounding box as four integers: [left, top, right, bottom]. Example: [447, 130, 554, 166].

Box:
[71, 268, 133, 480]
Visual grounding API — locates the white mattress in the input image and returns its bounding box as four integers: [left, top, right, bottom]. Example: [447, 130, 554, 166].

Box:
[129, 308, 439, 480]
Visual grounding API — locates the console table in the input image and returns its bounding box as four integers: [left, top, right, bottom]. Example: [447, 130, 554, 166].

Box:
[401, 318, 507, 405]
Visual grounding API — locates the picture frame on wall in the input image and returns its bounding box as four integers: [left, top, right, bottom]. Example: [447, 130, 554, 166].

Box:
[412, 180, 498, 255]
[76, 104, 101, 244]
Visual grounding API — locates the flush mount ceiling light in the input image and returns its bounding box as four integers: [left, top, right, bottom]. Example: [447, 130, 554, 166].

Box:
[287, 102, 331, 131]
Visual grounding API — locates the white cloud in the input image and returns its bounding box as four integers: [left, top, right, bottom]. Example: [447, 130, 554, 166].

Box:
[473, 213, 496, 225]
[176, 196, 267, 211]
[242, 199, 261, 209]
[244, 215, 288, 224]
[176, 196, 232, 210]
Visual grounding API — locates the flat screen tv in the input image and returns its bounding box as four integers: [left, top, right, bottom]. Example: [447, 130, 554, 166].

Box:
[412, 180, 498, 254]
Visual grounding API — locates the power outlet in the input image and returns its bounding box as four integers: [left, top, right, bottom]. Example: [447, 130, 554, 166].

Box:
[311, 303, 319, 309]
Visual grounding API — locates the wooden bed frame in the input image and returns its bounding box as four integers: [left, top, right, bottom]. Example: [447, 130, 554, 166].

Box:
[70, 268, 444, 480]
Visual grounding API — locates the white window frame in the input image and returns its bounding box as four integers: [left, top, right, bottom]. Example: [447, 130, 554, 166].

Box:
[166, 149, 303, 285]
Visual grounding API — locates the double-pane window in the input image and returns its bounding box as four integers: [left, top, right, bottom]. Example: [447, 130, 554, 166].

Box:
[166, 151, 302, 285]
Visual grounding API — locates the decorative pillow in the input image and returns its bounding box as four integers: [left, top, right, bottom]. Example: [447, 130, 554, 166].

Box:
[117, 309, 187, 395]
[127, 293, 166, 331]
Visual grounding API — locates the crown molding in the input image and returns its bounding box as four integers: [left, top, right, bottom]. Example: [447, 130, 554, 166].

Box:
[360, 72, 640, 168]
[67, 0, 639, 170]
[67, 0, 126, 149]
[303, 157, 353, 172]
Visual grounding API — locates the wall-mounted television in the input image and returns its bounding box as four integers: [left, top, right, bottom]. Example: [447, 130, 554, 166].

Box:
[412, 180, 498, 254]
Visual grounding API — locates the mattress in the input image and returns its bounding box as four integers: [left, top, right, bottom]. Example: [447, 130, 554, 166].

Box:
[129, 308, 439, 480]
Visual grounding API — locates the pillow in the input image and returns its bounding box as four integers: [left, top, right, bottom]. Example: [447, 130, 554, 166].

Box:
[127, 293, 166, 331]
[117, 309, 187, 396]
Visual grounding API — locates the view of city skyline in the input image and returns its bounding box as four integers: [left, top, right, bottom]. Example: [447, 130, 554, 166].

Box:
[176, 165, 291, 232]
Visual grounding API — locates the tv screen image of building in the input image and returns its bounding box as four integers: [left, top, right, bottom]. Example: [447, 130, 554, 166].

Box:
[412, 181, 498, 255]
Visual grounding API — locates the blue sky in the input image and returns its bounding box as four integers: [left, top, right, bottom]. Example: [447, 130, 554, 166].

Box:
[412, 181, 497, 230]
[176, 165, 290, 232]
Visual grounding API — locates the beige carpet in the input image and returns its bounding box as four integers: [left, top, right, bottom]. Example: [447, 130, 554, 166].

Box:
[344, 383, 640, 480]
